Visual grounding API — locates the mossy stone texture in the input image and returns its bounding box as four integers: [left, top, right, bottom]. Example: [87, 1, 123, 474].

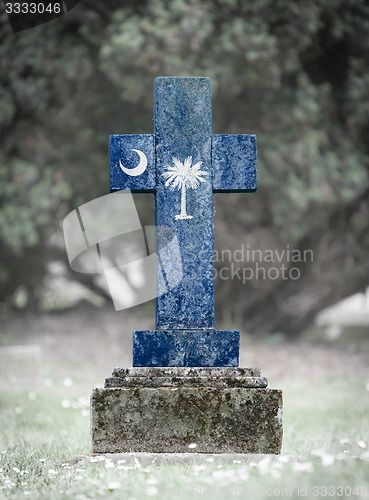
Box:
[91, 368, 283, 454]
[105, 366, 267, 388]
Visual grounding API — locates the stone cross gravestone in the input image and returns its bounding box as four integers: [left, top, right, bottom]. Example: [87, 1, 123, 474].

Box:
[91, 77, 283, 454]
[110, 76, 256, 366]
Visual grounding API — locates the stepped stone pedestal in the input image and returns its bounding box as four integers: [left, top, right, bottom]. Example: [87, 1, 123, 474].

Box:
[91, 367, 283, 454]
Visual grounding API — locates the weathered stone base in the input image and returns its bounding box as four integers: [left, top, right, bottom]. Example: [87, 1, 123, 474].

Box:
[91, 368, 283, 454]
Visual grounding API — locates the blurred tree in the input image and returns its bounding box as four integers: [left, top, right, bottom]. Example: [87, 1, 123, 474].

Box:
[0, 0, 368, 333]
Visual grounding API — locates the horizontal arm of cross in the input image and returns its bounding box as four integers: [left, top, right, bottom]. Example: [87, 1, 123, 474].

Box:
[110, 134, 156, 193]
[110, 133, 256, 193]
[212, 134, 257, 193]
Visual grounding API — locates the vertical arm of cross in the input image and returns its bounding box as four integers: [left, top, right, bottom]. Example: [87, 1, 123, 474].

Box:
[154, 77, 215, 330]
[212, 134, 257, 192]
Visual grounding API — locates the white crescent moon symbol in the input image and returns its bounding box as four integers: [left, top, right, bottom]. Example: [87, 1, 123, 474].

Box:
[119, 149, 148, 177]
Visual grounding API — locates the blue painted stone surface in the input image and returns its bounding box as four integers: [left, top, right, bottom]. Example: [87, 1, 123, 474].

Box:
[133, 330, 239, 367]
[154, 77, 214, 329]
[110, 134, 155, 192]
[213, 134, 257, 192]
[108, 77, 257, 367]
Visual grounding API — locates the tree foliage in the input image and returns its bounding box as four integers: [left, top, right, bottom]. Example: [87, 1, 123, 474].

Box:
[0, 0, 369, 333]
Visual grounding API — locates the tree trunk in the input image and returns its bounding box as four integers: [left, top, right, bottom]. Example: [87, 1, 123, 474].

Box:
[180, 184, 187, 217]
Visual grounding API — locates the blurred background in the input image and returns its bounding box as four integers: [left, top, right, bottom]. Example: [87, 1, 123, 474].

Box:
[1, 0, 369, 376]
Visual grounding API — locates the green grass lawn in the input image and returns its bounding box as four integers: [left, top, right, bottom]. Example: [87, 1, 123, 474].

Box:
[1, 377, 369, 499]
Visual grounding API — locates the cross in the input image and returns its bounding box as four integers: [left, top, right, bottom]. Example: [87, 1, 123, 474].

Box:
[109, 77, 256, 367]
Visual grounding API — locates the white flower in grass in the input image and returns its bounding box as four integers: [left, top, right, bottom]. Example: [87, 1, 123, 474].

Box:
[162, 156, 207, 220]
[238, 467, 249, 481]
[311, 448, 325, 456]
[4, 476, 15, 487]
[358, 440, 367, 449]
[335, 452, 349, 460]
[212, 469, 237, 480]
[188, 443, 197, 449]
[108, 482, 121, 491]
[256, 455, 272, 473]
[146, 486, 159, 496]
[48, 469, 58, 477]
[78, 396, 89, 407]
[193, 464, 207, 472]
[292, 462, 314, 472]
[321, 454, 335, 466]
[63, 378, 73, 387]
[272, 461, 283, 470]
[271, 468, 281, 479]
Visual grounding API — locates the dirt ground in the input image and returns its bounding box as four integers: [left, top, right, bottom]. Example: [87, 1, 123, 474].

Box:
[1, 303, 369, 388]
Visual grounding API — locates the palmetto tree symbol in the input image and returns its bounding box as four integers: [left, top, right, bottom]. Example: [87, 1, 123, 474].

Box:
[162, 156, 208, 220]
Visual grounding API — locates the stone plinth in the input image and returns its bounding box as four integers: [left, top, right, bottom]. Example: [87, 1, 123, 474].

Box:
[91, 368, 283, 454]
[133, 330, 240, 367]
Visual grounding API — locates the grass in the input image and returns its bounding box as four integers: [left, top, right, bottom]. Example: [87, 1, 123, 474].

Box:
[0, 377, 369, 499]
